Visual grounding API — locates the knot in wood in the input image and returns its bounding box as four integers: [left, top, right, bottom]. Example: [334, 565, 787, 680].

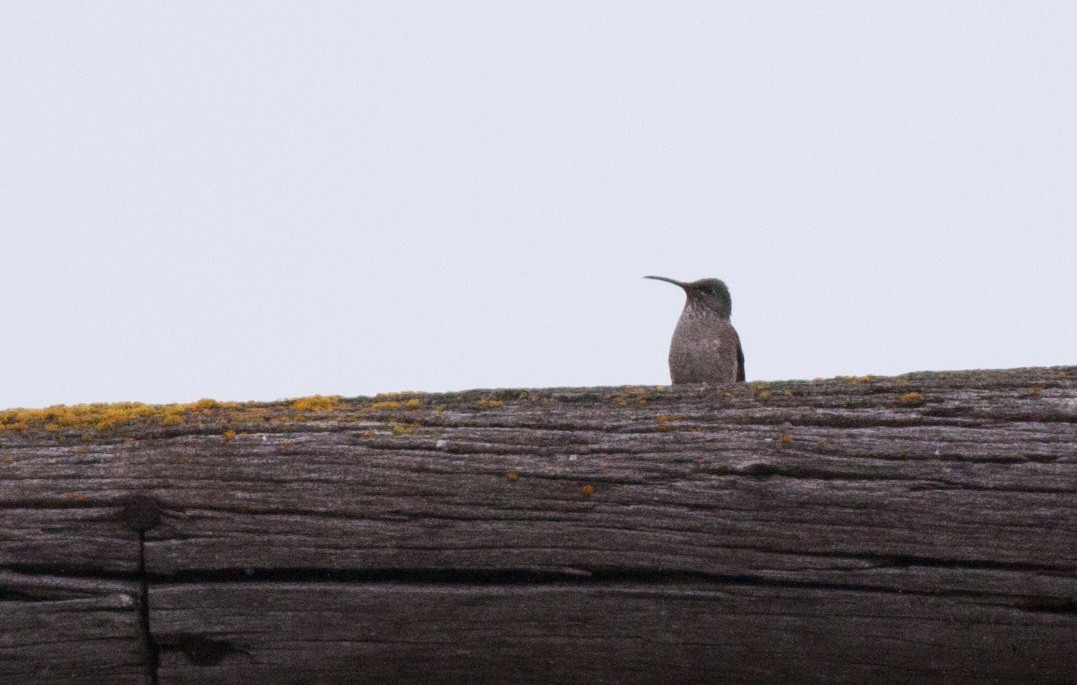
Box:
[177, 635, 235, 666]
[121, 494, 162, 531]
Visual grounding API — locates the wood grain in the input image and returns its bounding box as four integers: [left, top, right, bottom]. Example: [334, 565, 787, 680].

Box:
[0, 572, 143, 684]
[150, 581, 1074, 685]
[1, 366, 1074, 683]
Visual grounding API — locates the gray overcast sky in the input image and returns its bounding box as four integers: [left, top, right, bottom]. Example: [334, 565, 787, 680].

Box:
[2, 2, 1074, 409]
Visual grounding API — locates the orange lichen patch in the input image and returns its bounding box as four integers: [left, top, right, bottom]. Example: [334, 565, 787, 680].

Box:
[0, 396, 271, 434]
[656, 415, 684, 432]
[76, 446, 89, 454]
[66, 493, 89, 502]
[390, 422, 421, 436]
[476, 398, 503, 409]
[161, 408, 184, 426]
[1, 455, 14, 466]
[1, 402, 164, 432]
[1029, 386, 1045, 395]
[371, 391, 423, 408]
[839, 375, 875, 385]
[507, 471, 519, 482]
[613, 386, 650, 407]
[780, 434, 794, 444]
[189, 398, 238, 412]
[222, 429, 237, 442]
[581, 484, 594, 497]
[290, 395, 341, 412]
[370, 400, 401, 411]
[816, 438, 827, 447]
[898, 392, 925, 406]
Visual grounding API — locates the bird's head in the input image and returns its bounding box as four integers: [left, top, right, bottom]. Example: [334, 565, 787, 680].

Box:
[645, 276, 733, 319]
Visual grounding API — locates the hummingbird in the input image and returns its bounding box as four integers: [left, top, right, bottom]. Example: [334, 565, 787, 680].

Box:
[645, 276, 745, 384]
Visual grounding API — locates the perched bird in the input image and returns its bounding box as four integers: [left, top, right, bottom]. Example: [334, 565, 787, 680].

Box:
[645, 276, 745, 384]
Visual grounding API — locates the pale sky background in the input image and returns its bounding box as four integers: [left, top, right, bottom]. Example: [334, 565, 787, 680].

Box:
[1, 2, 1074, 409]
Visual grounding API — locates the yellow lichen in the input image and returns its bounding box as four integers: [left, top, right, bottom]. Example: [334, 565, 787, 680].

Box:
[656, 415, 683, 432]
[898, 392, 924, 406]
[161, 412, 183, 427]
[507, 471, 519, 482]
[838, 375, 874, 385]
[404, 398, 421, 409]
[370, 400, 401, 410]
[1, 402, 167, 433]
[390, 422, 420, 436]
[291, 395, 341, 412]
[476, 398, 503, 409]
[612, 386, 650, 406]
[373, 391, 421, 403]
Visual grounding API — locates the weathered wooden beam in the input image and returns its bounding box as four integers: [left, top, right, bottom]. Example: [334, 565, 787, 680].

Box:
[1, 367, 1075, 683]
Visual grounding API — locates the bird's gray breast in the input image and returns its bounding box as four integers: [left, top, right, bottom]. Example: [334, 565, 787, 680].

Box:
[668, 307, 741, 384]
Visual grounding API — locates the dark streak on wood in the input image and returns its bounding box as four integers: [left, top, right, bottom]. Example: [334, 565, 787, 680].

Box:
[1, 367, 1075, 683]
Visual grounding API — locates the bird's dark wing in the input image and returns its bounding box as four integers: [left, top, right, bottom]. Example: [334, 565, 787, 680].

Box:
[735, 337, 745, 382]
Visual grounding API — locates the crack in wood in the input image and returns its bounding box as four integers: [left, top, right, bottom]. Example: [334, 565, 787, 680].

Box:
[121, 495, 162, 685]
[8, 564, 1068, 617]
[135, 530, 159, 685]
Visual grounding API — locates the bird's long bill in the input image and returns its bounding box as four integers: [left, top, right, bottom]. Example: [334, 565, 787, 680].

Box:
[643, 275, 686, 288]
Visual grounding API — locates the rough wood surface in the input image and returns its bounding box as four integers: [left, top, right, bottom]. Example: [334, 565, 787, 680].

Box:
[149, 581, 1074, 685]
[0, 572, 143, 684]
[1, 366, 1075, 683]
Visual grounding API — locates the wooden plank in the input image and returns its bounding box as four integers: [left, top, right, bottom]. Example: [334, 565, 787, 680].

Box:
[0, 572, 144, 685]
[151, 580, 1076, 685]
